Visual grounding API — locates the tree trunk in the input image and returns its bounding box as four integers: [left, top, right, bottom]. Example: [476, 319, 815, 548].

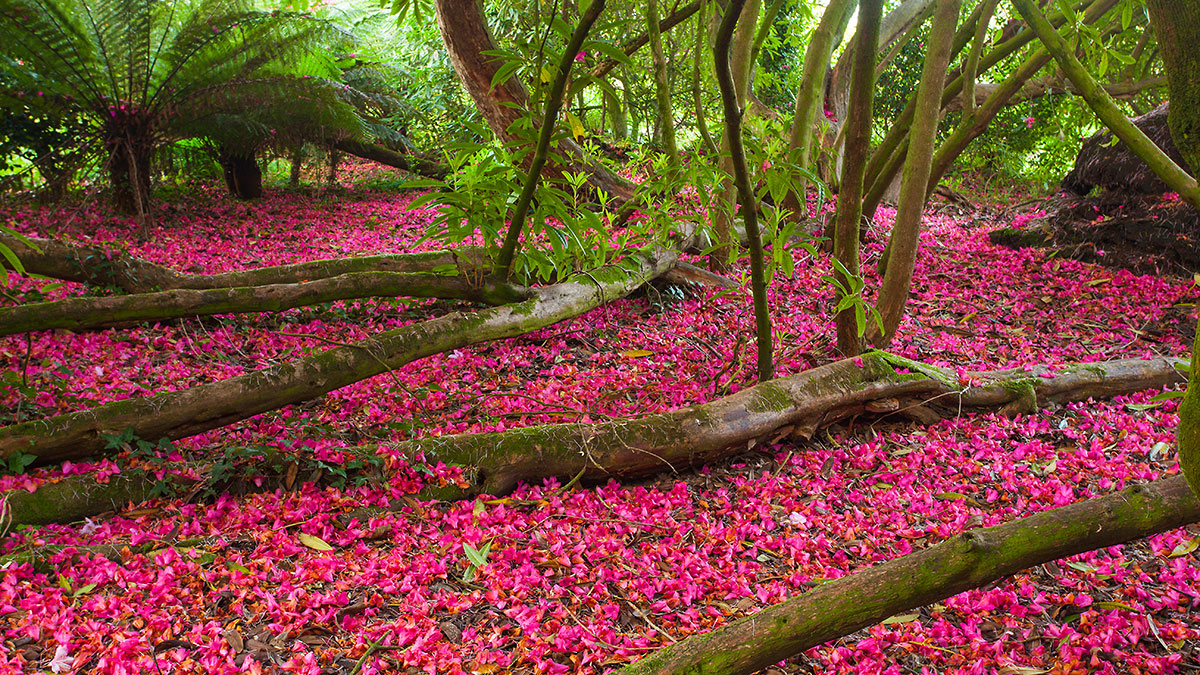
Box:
[333, 138, 450, 180]
[588, 1, 701, 80]
[0, 249, 679, 465]
[398, 353, 1185, 497]
[860, 0, 1101, 217]
[289, 145, 304, 187]
[0, 231, 486, 294]
[831, 0, 881, 357]
[611, 475, 1200, 675]
[822, 0, 935, 183]
[219, 148, 263, 200]
[0, 271, 528, 336]
[493, 0, 607, 278]
[433, 0, 635, 203]
[715, 0, 772, 381]
[647, 0, 679, 166]
[1012, 0, 1199, 208]
[708, 0, 760, 273]
[690, 8, 717, 156]
[5, 354, 1183, 524]
[869, 0, 961, 347]
[781, 0, 856, 218]
[1145, 0, 1200, 175]
[1061, 103, 1187, 196]
[108, 139, 152, 216]
[1144, 0, 1200, 500]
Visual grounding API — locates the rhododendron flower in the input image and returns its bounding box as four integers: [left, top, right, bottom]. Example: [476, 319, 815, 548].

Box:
[574, 51, 586, 62]
[49, 645, 72, 673]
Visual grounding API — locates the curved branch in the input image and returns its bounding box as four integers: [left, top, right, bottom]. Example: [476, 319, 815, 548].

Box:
[0, 231, 484, 293]
[0, 249, 679, 465]
[0, 271, 527, 336]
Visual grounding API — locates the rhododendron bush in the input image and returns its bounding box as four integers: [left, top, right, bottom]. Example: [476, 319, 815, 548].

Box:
[0, 174, 1197, 674]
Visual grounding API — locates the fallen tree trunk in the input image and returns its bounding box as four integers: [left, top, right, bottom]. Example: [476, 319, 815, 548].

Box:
[2, 354, 1183, 524]
[0, 250, 679, 464]
[0, 271, 528, 336]
[0, 471, 170, 528]
[332, 138, 450, 180]
[398, 352, 1185, 497]
[0, 231, 484, 293]
[612, 475, 1200, 675]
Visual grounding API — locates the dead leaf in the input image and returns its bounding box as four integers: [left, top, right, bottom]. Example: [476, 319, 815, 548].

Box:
[222, 629, 244, 653]
[619, 349, 654, 358]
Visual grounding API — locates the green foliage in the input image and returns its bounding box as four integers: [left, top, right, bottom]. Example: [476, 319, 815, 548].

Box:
[409, 129, 655, 284]
[0, 0, 367, 204]
[0, 223, 36, 286]
[4, 451, 35, 475]
[823, 258, 884, 338]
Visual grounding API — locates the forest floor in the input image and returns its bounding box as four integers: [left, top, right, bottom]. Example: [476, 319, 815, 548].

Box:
[1, 168, 1199, 675]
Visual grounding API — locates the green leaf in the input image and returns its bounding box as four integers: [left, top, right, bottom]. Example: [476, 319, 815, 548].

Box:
[1168, 536, 1199, 558]
[588, 42, 633, 67]
[297, 532, 334, 552]
[881, 613, 920, 625]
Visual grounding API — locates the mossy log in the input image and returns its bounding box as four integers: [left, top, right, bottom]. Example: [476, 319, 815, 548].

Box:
[3, 355, 1183, 525]
[0, 231, 486, 293]
[0, 271, 528, 336]
[1, 471, 168, 528]
[0, 250, 679, 465]
[612, 475, 1200, 675]
[399, 353, 1185, 497]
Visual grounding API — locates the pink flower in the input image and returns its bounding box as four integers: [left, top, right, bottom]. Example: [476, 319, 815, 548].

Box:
[48, 645, 72, 673]
[574, 51, 587, 62]
[1025, 116, 1035, 129]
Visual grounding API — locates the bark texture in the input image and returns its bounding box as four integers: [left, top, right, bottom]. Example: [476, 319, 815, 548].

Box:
[1062, 103, 1188, 196]
[6, 354, 1182, 525]
[714, 0, 772, 381]
[1012, 0, 1200, 208]
[0, 250, 679, 464]
[0, 232, 483, 294]
[0, 271, 527, 336]
[1145, 0, 1200, 175]
[869, 0, 961, 346]
[831, 0, 881, 357]
[432, 0, 634, 202]
[588, 1, 702, 80]
[781, 0, 855, 217]
[333, 138, 451, 180]
[612, 475, 1200, 675]
[400, 353, 1184, 497]
[219, 149, 263, 200]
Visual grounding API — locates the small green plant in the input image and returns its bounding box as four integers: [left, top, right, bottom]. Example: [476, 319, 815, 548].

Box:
[462, 539, 492, 582]
[100, 428, 174, 460]
[0, 224, 37, 286]
[822, 259, 884, 338]
[4, 451, 35, 475]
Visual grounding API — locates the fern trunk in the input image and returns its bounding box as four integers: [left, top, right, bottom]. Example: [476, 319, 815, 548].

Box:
[219, 148, 263, 200]
[108, 139, 152, 216]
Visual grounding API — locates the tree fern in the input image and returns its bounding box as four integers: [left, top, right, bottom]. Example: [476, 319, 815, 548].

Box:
[0, 0, 373, 212]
